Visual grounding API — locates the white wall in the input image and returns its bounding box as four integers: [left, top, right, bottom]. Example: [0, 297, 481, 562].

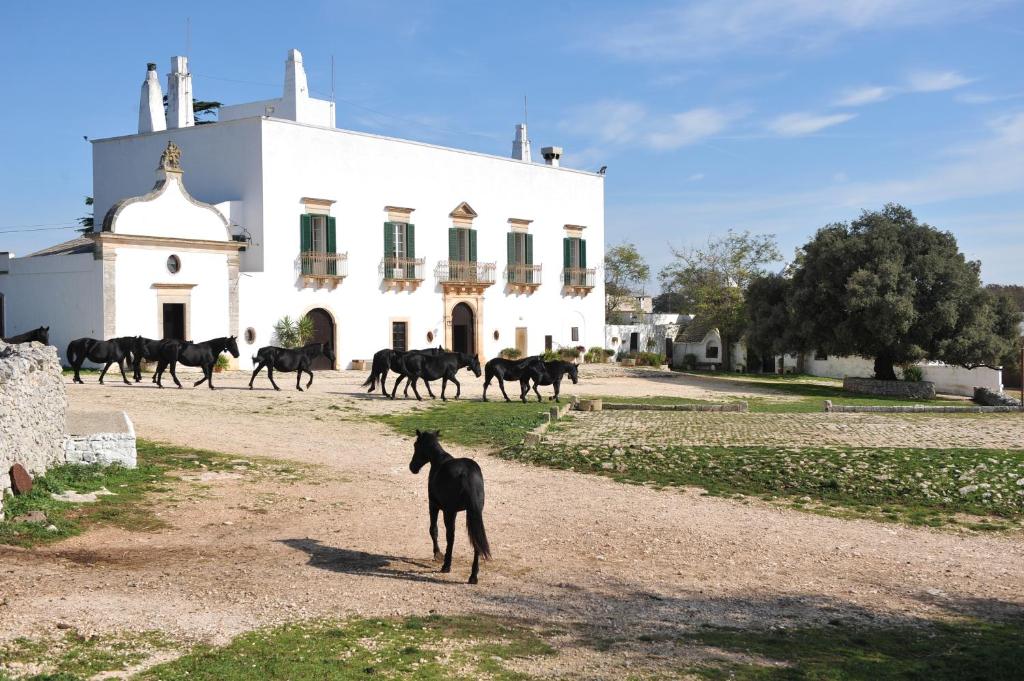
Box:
[606, 323, 678, 356]
[0, 253, 103, 364]
[804, 354, 1002, 396]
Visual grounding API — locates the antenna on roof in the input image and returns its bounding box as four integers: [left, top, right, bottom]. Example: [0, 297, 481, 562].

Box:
[186, 17, 191, 59]
[524, 95, 528, 127]
[331, 54, 336, 103]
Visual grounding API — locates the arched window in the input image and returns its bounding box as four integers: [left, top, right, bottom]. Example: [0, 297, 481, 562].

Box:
[705, 341, 719, 359]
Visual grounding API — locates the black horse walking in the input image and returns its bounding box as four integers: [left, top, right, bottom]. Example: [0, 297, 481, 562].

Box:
[519, 359, 579, 402]
[409, 429, 490, 584]
[153, 336, 239, 389]
[66, 336, 137, 385]
[131, 337, 176, 383]
[394, 351, 481, 401]
[482, 355, 539, 402]
[362, 346, 444, 397]
[2, 326, 49, 345]
[249, 342, 335, 391]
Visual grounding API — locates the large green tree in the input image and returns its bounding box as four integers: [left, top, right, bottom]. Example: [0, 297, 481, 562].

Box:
[745, 273, 796, 363]
[788, 204, 1021, 380]
[604, 242, 650, 318]
[659, 230, 781, 370]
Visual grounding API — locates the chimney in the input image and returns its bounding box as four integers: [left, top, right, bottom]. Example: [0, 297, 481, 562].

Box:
[280, 49, 309, 120]
[167, 56, 195, 129]
[541, 146, 562, 168]
[138, 63, 166, 134]
[512, 123, 531, 162]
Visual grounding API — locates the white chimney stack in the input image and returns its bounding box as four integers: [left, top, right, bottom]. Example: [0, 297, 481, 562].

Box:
[280, 49, 309, 121]
[541, 146, 562, 167]
[512, 123, 531, 162]
[167, 56, 195, 129]
[138, 63, 166, 134]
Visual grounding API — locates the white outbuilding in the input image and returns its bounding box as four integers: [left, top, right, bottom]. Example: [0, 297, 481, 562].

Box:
[1, 49, 606, 369]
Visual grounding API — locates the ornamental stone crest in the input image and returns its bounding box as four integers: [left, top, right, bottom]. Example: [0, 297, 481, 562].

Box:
[159, 141, 182, 171]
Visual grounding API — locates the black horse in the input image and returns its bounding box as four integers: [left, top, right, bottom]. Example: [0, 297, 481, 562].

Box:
[518, 359, 579, 403]
[394, 351, 481, 401]
[131, 336, 176, 383]
[482, 355, 540, 402]
[153, 336, 240, 389]
[409, 429, 490, 584]
[66, 336, 137, 385]
[362, 346, 444, 397]
[2, 326, 49, 345]
[249, 342, 336, 391]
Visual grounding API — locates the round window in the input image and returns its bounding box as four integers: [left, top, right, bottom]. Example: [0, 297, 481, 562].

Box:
[493, 330, 500, 341]
[167, 254, 181, 274]
[244, 327, 257, 344]
[426, 331, 434, 343]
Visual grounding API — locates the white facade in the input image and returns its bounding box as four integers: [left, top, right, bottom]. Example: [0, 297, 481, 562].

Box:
[1, 49, 605, 370]
[803, 354, 1002, 397]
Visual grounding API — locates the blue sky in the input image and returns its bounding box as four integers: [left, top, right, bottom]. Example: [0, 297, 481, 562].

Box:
[1, 1, 1022, 285]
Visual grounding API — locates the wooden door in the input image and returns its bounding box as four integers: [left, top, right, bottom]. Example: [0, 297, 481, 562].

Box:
[515, 327, 527, 356]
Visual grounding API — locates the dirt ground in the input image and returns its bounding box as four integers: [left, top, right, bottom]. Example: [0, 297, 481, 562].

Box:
[2, 367, 1023, 678]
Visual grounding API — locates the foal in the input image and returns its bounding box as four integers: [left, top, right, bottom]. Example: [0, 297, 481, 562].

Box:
[409, 430, 490, 584]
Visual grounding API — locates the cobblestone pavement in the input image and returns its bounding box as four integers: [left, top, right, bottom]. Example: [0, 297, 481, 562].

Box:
[548, 410, 1024, 449]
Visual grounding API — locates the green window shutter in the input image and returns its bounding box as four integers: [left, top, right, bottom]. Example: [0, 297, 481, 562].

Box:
[579, 238, 587, 268]
[300, 214, 312, 275]
[405, 223, 415, 258]
[563, 237, 571, 284]
[383, 222, 395, 278]
[326, 216, 338, 275]
[507, 232, 515, 281]
[469, 229, 478, 262]
[449, 227, 459, 260]
[525, 233, 534, 265]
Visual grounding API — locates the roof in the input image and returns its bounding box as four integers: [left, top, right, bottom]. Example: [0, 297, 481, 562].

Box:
[26, 236, 95, 257]
[675, 316, 717, 343]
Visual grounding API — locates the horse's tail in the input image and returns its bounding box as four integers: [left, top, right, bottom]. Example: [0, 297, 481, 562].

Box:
[361, 351, 386, 387]
[66, 340, 79, 367]
[466, 475, 491, 560]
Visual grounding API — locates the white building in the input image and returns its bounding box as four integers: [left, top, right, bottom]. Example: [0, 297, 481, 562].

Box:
[0, 50, 605, 369]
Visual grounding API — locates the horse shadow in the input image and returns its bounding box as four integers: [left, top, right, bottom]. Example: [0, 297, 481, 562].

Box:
[278, 538, 448, 584]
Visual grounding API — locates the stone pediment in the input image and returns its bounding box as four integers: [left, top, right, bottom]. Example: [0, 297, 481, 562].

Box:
[101, 142, 231, 242]
[448, 202, 478, 220]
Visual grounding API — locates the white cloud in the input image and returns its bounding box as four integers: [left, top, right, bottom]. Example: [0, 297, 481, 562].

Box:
[564, 101, 732, 151]
[768, 112, 857, 136]
[906, 69, 974, 92]
[688, 173, 706, 182]
[588, 0, 1004, 60]
[834, 85, 897, 106]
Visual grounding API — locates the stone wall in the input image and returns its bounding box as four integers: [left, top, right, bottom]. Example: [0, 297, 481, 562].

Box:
[843, 377, 936, 400]
[63, 412, 137, 468]
[973, 387, 1022, 408]
[0, 341, 68, 519]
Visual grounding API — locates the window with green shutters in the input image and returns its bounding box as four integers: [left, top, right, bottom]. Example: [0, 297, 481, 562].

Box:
[301, 213, 337, 274]
[448, 227, 476, 262]
[383, 222, 415, 278]
[507, 232, 534, 283]
[562, 236, 586, 284]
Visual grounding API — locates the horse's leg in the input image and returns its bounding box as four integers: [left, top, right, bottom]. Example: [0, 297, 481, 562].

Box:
[424, 378, 436, 400]
[482, 376, 489, 401]
[305, 366, 314, 389]
[440, 510, 456, 573]
[98, 361, 111, 384]
[389, 374, 402, 399]
[440, 376, 448, 402]
[169, 362, 183, 389]
[469, 547, 480, 585]
[153, 361, 163, 388]
[533, 380, 543, 403]
[410, 377, 423, 401]
[117, 358, 131, 385]
[268, 365, 280, 391]
[552, 378, 561, 402]
[133, 356, 142, 383]
[450, 372, 462, 400]
[248, 362, 262, 389]
[429, 501, 442, 561]
[379, 368, 389, 396]
[519, 379, 529, 403]
[206, 364, 216, 390]
[72, 359, 83, 384]
[498, 375, 512, 403]
[194, 365, 208, 386]
[296, 368, 304, 391]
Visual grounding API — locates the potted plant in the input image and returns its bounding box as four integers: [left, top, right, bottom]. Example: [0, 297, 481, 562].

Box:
[499, 347, 522, 359]
[214, 354, 230, 373]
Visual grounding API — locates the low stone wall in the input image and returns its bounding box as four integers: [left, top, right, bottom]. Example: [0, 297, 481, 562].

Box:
[973, 387, 1022, 408]
[824, 400, 1017, 414]
[602, 401, 749, 412]
[63, 412, 137, 468]
[0, 340, 68, 520]
[843, 377, 936, 400]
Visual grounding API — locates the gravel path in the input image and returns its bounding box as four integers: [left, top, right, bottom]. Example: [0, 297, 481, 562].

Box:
[1, 369, 1022, 677]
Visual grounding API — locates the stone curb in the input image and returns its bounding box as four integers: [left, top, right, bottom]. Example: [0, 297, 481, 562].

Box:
[523, 396, 576, 446]
[823, 400, 1021, 414]
[601, 402, 749, 412]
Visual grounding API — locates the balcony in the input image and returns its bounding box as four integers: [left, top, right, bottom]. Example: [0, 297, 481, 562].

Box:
[380, 256, 426, 291]
[435, 260, 496, 295]
[562, 267, 596, 296]
[505, 263, 542, 294]
[299, 251, 348, 289]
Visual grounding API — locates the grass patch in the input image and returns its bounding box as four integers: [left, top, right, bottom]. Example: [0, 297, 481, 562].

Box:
[0, 440, 306, 548]
[682, 618, 1024, 680]
[138, 615, 553, 680]
[374, 400, 553, 448]
[0, 629, 178, 680]
[502, 443, 1024, 529]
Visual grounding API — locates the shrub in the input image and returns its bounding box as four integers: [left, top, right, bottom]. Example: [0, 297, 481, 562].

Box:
[902, 365, 924, 382]
[604, 348, 616, 358]
[559, 346, 581, 360]
[499, 347, 522, 360]
[272, 315, 314, 349]
[215, 354, 231, 370]
[635, 352, 666, 367]
[682, 353, 698, 370]
[584, 346, 607, 363]
[541, 349, 560, 362]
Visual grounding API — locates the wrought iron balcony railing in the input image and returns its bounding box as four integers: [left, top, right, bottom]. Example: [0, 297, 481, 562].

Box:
[506, 263, 542, 286]
[562, 266, 596, 288]
[435, 260, 497, 285]
[380, 256, 426, 281]
[300, 250, 348, 278]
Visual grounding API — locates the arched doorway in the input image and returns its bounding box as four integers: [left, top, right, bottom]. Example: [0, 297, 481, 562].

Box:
[451, 303, 475, 356]
[306, 308, 335, 369]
